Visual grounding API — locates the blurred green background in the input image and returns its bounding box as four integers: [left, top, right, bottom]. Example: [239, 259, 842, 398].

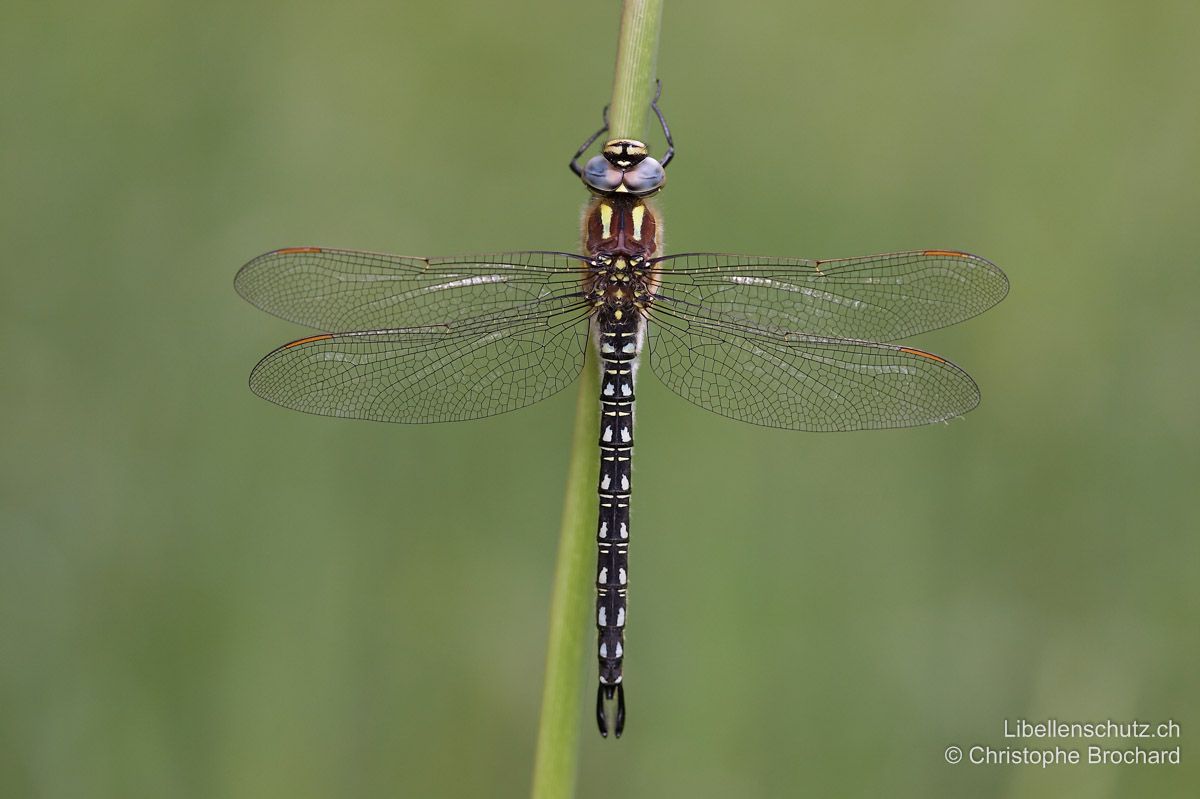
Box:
[2, 1, 1197, 796]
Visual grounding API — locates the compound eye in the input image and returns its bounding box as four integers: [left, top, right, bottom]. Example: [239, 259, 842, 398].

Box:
[583, 156, 622, 191]
[622, 157, 665, 194]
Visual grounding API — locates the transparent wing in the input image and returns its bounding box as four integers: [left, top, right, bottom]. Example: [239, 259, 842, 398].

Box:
[249, 301, 592, 423]
[646, 307, 980, 431]
[235, 247, 590, 330]
[650, 250, 1007, 341]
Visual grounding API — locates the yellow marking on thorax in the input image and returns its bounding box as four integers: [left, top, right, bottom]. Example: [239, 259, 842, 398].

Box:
[631, 203, 645, 241]
[599, 203, 613, 239]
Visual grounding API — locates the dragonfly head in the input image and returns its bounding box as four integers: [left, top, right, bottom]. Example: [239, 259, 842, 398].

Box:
[602, 138, 649, 168]
[580, 138, 666, 197]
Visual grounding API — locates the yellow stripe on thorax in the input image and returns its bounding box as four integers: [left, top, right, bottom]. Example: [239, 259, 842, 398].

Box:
[599, 202, 613, 239]
[631, 203, 645, 241]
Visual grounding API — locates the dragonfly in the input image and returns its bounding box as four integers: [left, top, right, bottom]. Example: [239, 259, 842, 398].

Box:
[235, 84, 1008, 738]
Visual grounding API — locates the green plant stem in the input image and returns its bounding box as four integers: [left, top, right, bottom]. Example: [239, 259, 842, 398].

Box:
[530, 3, 663, 798]
[530, 365, 597, 799]
[609, 0, 665, 139]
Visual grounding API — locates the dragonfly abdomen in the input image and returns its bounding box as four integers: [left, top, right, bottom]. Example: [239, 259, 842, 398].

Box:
[594, 308, 639, 738]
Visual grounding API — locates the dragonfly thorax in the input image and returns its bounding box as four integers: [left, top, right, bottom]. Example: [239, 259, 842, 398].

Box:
[586, 254, 654, 309]
[581, 138, 665, 197]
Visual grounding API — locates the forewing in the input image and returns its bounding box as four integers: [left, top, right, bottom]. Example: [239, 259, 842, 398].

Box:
[647, 308, 980, 431]
[249, 303, 592, 423]
[651, 250, 1007, 341]
[235, 247, 589, 330]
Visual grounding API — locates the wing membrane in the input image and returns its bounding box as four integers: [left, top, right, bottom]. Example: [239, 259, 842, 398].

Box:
[249, 302, 591, 423]
[235, 248, 590, 330]
[647, 306, 980, 431]
[651, 250, 1007, 341]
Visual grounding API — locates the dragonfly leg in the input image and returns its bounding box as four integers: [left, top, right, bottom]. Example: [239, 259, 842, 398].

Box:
[570, 105, 610, 176]
[651, 79, 674, 167]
